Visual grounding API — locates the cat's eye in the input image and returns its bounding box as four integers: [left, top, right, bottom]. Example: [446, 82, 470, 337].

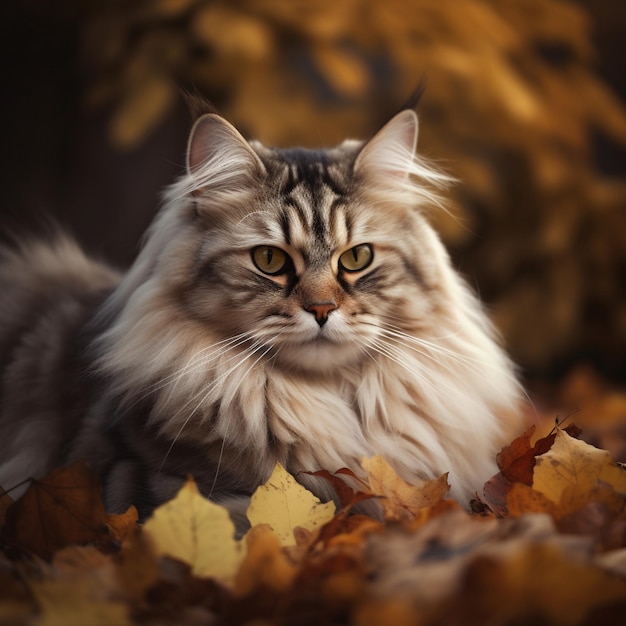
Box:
[338, 244, 373, 272]
[252, 246, 290, 275]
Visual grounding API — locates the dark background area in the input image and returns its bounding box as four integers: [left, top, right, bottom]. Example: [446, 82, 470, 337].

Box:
[0, 0, 625, 383]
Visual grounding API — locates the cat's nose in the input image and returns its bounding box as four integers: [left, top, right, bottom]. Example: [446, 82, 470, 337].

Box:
[305, 302, 338, 327]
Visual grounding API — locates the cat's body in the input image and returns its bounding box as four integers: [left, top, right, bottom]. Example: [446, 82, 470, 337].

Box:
[0, 108, 522, 518]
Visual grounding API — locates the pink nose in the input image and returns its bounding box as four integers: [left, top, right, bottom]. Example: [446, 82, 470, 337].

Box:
[305, 302, 337, 327]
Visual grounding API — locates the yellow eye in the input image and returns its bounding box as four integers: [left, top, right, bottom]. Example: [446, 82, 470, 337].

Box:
[339, 244, 373, 272]
[252, 246, 290, 275]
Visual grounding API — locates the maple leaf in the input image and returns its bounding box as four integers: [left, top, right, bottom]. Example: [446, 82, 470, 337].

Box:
[142, 477, 245, 581]
[360, 455, 450, 521]
[246, 463, 336, 546]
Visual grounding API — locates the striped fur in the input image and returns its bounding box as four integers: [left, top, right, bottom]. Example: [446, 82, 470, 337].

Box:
[0, 110, 523, 519]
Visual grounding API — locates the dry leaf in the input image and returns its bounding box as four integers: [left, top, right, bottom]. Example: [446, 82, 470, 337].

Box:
[533, 428, 626, 517]
[30, 545, 131, 626]
[506, 482, 558, 517]
[307, 468, 375, 511]
[246, 463, 336, 546]
[234, 524, 298, 596]
[142, 477, 245, 581]
[31, 576, 131, 626]
[446, 543, 626, 625]
[361, 455, 450, 521]
[1, 462, 116, 560]
[105, 505, 139, 545]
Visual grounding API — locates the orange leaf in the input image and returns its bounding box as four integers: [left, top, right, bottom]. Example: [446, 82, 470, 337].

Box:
[361, 456, 450, 521]
[105, 506, 139, 546]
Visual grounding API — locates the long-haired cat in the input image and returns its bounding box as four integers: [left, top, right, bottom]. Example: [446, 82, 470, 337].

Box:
[0, 105, 522, 519]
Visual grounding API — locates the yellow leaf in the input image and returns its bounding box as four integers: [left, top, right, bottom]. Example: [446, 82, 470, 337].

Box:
[246, 463, 336, 546]
[506, 482, 558, 517]
[533, 428, 626, 516]
[142, 478, 245, 581]
[361, 456, 450, 521]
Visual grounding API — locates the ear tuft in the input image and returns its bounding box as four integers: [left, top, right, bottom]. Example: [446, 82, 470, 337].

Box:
[354, 110, 419, 180]
[187, 114, 264, 190]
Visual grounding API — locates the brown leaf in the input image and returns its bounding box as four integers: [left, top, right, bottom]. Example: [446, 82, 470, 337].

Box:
[1, 462, 116, 560]
[482, 472, 512, 517]
[496, 425, 537, 484]
[483, 423, 583, 516]
[306, 469, 375, 511]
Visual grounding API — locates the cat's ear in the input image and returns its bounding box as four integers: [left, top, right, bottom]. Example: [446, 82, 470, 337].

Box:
[354, 109, 418, 180]
[187, 114, 265, 190]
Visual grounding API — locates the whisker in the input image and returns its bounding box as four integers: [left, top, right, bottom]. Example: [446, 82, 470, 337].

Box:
[124, 332, 256, 412]
[159, 338, 274, 473]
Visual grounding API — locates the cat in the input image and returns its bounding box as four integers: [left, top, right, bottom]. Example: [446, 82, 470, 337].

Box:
[0, 105, 523, 520]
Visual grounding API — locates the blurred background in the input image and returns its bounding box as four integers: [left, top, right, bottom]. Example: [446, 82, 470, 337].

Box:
[1, 0, 625, 392]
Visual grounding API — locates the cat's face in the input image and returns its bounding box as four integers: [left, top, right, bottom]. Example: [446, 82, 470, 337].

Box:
[166, 111, 449, 374]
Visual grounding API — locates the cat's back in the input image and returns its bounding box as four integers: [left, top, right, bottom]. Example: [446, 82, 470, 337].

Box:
[0, 237, 119, 491]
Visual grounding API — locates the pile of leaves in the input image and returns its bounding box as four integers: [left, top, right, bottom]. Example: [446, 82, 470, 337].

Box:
[2, 417, 626, 625]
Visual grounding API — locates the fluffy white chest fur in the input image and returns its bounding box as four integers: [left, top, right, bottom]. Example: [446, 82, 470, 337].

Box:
[0, 106, 523, 516]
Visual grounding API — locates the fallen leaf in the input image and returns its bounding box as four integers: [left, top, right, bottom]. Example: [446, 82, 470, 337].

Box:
[234, 524, 298, 596]
[246, 463, 336, 546]
[506, 482, 558, 517]
[306, 469, 375, 511]
[361, 456, 450, 521]
[496, 425, 537, 485]
[482, 423, 584, 516]
[29, 545, 131, 626]
[143, 478, 245, 581]
[533, 428, 626, 517]
[31, 576, 131, 626]
[445, 543, 626, 625]
[105, 506, 139, 546]
[1, 462, 115, 560]
[114, 531, 161, 603]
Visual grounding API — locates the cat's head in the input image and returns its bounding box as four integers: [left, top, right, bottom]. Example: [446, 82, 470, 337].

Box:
[110, 109, 454, 375]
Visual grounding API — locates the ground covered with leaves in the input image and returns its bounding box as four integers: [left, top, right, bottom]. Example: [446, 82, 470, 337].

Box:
[2, 372, 626, 626]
